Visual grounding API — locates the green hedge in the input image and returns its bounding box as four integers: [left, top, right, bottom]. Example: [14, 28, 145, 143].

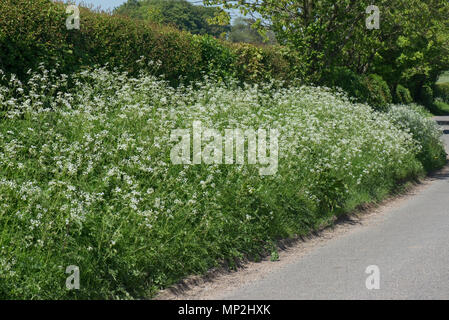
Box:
[0, 0, 204, 84]
[322, 67, 392, 111]
[322, 67, 366, 100]
[0, 0, 298, 86]
[395, 84, 413, 105]
[362, 74, 392, 111]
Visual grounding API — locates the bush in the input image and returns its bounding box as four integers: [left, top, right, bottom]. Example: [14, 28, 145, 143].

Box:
[0, 0, 298, 86]
[388, 104, 447, 171]
[230, 43, 266, 82]
[322, 67, 366, 101]
[322, 68, 392, 111]
[0, 0, 72, 80]
[395, 84, 413, 104]
[432, 100, 449, 115]
[193, 35, 235, 79]
[362, 74, 392, 111]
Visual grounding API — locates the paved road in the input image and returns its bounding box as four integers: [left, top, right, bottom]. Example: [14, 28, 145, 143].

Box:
[224, 116, 449, 300]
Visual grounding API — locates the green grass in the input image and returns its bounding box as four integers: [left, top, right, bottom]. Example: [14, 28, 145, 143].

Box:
[0, 67, 445, 299]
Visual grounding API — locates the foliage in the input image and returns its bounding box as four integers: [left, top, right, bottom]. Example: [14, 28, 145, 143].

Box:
[435, 83, 449, 103]
[362, 74, 392, 111]
[437, 71, 449, 84]
[419, 84, 434, 108]
[432, 100, 449, 115]
[322, 67, 365, 100]
[432, 82, 449, 114]
[114, 0, 229, 37]
[206, 0, 449, 107]
[192, 35, 235, 79]
[395, 85, 413, 105]
[0, 0, 74, 81]
[1, 66, 443, 299]
[1, 0, 447, 301]
[388, 104, 447, 170]
[322, 68, 391, 110]
[230, 43, 265, 82]
[228, 17, 276, 45]
[0, 0, 300, 87]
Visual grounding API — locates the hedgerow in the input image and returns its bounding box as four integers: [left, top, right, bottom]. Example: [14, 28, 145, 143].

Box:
[395, 84, 413, 105]
[0, 66, 445, 299]
[321, 67, 392, 110]
[0, 0, 298, 86]
[0, 0, 447, 300]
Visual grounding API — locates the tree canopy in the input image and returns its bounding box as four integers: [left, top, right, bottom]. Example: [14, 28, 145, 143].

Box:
[206, 0, 449, 99]
[114, 0, 230, 37]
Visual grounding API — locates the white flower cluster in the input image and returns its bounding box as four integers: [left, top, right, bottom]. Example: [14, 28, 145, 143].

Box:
[0, 66, 433, 298]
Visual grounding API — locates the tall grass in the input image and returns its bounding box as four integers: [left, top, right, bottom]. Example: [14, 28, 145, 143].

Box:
[0, 66, 445, 299]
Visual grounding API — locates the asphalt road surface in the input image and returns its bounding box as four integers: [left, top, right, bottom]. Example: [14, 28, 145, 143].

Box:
[224, 116, 449, 300]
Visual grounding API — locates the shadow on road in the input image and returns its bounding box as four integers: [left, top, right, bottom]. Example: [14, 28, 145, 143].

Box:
[428, 163, 449, 181]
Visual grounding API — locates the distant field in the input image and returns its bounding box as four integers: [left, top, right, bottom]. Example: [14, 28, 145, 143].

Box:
[438, 71, 449, 84]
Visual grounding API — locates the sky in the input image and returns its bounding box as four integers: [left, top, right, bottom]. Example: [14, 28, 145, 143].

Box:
[72, 0, 125, 10]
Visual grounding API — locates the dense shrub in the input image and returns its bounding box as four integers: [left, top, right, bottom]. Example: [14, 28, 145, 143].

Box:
[0, 0, 416, 110]
[395, 84, 413, 104]
[322, 68, 392, 111]
[230, 43, 266, 82]
[362, 74, 392, 111]
[230, 43, 303, 83]
[0, 0, 72, 79]
[0, 0, 296, 86]
[433, 100, 449, 115]
[193, 35, 235, 79]
[264, 46, 306, 82]
[0, 0, 205, 84]
[322, 67, 367, 101]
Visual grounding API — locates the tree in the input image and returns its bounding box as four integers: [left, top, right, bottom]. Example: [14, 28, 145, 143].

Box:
[205, 0, 449, 90]
[115, 0, 230, 37]
[228, 17, 276, 44]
